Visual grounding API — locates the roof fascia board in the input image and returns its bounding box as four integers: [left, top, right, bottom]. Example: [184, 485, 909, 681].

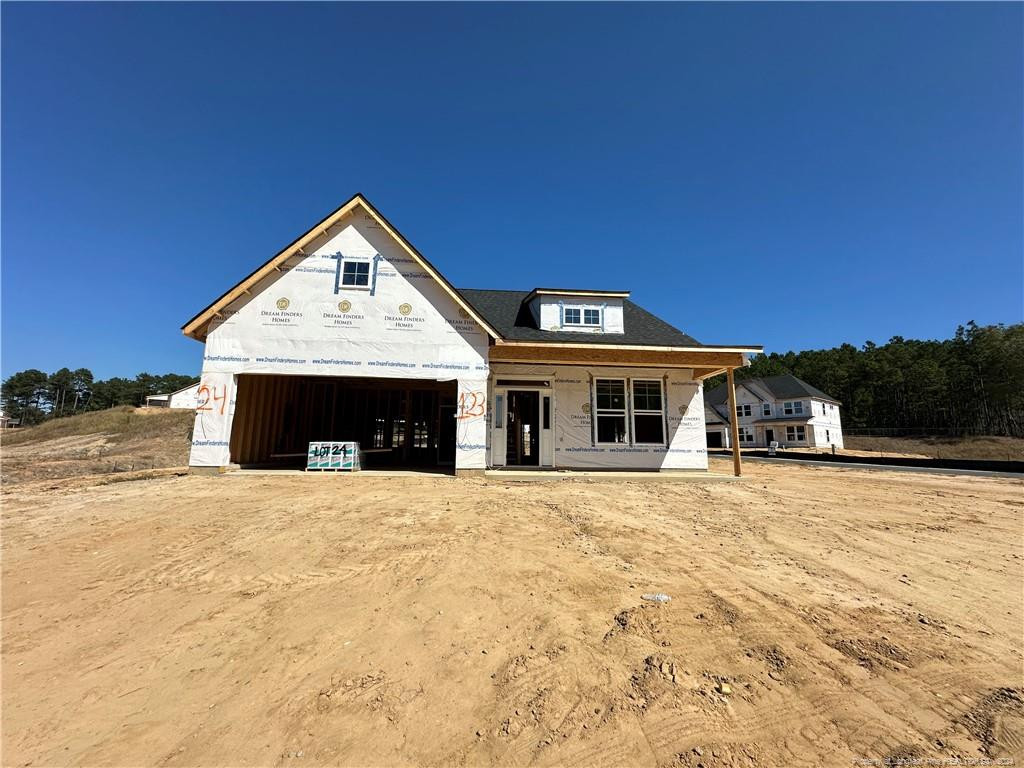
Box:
[524, 288, 631, 302]
[493, 340, 762, 354]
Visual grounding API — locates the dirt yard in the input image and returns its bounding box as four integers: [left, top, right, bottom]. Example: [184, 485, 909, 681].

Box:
[2, 460, 1022, 767]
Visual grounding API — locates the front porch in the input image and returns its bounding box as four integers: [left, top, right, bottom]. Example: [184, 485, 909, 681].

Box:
[487, 340, 758, 476]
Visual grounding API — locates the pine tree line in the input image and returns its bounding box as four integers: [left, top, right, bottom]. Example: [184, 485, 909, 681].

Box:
[1, 368, 199, 426]
[710, 322, 1024, 437]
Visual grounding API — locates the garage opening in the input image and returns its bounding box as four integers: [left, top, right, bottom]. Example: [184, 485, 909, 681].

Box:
[706, 430, 723, 448]
[230, 375, 458, 469]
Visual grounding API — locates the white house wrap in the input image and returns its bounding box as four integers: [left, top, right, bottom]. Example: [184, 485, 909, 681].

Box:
[182, 195, 759, 474]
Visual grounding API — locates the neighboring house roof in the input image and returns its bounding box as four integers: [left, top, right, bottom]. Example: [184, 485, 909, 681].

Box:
[458, 288, 702, 347]
[148, 382, 200, 400]
[704, 383, 733, 407]
[704, 373, 841, 407]
[704, 405, 730, 425]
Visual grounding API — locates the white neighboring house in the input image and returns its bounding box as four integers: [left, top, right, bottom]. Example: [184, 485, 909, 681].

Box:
[145, 382, 201, 410]
[704, 374, 844, 450]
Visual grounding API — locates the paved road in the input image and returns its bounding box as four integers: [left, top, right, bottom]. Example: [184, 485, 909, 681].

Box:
[716, 453, 1023, 479]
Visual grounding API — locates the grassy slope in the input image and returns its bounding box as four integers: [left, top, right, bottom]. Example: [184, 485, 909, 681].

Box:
[1, 406, 195, 484]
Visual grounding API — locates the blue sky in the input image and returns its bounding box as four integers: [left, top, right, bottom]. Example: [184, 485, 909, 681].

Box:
[2, 2, 1021, 379]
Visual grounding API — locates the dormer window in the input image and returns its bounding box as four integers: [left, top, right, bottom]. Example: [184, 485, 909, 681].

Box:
[523, 288, 627, 335]
[563, 307, 601, 327]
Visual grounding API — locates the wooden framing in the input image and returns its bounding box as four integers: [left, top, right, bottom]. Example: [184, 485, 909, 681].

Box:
[230, 374, 457, 466]
[489, 341, 756, 370]
[727, 367, 743, 477]
[181, 193, 500, 341]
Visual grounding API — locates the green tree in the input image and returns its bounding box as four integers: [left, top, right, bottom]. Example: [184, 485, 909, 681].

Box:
[1, 369, 50, 424]
[705, 322, 1024, 437]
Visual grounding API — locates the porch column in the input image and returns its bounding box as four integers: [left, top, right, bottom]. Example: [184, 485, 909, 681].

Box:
[726, 367, 742, 477]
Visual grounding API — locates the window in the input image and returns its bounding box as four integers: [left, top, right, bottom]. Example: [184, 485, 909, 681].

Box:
[826, 429, 830, 442]
[762, 403, 771, 417]
[595, 379, 627, 443]
[494, 395, 504, 429]
[341, 260, 370, 287]
[632, 380, 665, 444]
[542, 396, 550, 429]
[563, 307, 601, 326]
[786, 426, 806, 442]
[736, 403, 752, 418]
[783, 401, 804, 416]
[739, 427, 755, 443]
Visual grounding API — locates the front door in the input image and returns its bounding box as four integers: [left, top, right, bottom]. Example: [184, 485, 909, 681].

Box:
[506, 390, 539, 466]
[765, 428, 775, 446]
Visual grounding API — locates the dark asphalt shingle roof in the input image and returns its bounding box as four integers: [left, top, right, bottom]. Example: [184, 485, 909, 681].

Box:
[704, 374, 841, 407]
[456, 288, 701, 347]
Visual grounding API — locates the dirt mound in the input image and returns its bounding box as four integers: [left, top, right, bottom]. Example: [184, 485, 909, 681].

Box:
[605, 604, 663, 642]
[1, 406, 194, 485]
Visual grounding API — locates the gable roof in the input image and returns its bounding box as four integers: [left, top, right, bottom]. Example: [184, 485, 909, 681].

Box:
[457, 288, 702, 347]
[182, 193, 500, 341]
[704, 404, 729, 424]
[704, 373, 841, 406]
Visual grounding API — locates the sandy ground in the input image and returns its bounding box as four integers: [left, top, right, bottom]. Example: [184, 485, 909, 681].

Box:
[2, 459, 1022, 767]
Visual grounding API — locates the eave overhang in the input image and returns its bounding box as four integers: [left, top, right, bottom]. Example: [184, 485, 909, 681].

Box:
[488, 340, 762, 375]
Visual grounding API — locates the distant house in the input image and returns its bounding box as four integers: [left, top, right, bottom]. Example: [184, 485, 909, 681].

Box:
[145, 382, 201, 410]
[704, 374, 843, 449]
